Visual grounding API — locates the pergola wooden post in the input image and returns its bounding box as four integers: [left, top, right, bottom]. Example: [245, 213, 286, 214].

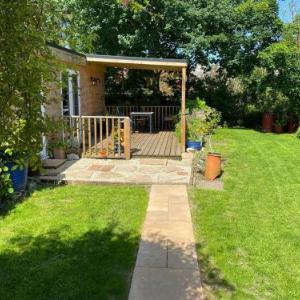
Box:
[85, 54, 188, 156]
[181, 67, 187, 153]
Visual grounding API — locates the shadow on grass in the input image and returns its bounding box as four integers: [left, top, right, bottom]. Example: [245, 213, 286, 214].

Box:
[0, 223, 140, 300]
[196, 242, 235, 298]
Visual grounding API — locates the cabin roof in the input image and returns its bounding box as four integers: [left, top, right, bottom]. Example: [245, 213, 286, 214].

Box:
[48, 44, 188, 70]
[86, 54, 188, 70]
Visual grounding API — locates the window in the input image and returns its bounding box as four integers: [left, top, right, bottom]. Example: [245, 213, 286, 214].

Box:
[61, 70, 80, 116]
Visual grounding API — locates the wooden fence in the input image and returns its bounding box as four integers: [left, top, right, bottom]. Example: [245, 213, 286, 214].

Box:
[106, 105, 180, 131]
[64, 116, 131, 159]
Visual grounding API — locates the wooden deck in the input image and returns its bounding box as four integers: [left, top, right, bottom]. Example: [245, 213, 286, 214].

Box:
[131, 131, 181, 158]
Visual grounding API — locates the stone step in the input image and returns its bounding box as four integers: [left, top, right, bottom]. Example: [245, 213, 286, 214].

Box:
[42, 159, 66, 169]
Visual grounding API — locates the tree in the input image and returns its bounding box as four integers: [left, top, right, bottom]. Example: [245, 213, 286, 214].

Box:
[61, 0, 283, 120]
[246, 14, 300, 121]
[215, 0, 282, 76]
[0, 0, 63, 198]
[191, 0, 283, 124]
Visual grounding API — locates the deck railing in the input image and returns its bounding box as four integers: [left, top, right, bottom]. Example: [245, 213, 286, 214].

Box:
[64, 116, 131, 160]
[106, 105, 180, 131]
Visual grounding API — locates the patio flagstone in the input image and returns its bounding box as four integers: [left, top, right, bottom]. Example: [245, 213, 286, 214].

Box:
[39, 157, 193, 185]
[128, 185, 203, 300]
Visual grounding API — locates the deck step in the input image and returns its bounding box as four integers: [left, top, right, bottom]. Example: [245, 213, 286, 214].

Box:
[42, 159, 66, 169]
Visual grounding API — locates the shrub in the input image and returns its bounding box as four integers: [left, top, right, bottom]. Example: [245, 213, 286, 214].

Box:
[175, 98, 221, 142]
[0, 161, 13, 202]
[0, 149, 16, 202]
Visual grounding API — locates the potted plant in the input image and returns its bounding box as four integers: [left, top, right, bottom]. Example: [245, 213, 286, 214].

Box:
[287, 114, 298, 133]
[273, 115, 287, 133]
[186, 115, 206, 150]
[205, 135, 222, 180]
[66, 137, 81, 157]
[273, 102, 288, 133]
[98, 149, 108, 158]
[0, 148, 28, 193]
[262, 112, 274, 133]
[175, 98, 221, 151]
[203, 106, 222, 181]
[47, 118, 76, 159]
[49, 139, 69, 159]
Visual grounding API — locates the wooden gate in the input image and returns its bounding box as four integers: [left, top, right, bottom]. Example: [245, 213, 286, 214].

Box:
[64, 116, 131, 159]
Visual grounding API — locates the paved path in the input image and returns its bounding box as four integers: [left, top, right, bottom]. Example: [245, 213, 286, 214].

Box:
[128, 185, 203, 300]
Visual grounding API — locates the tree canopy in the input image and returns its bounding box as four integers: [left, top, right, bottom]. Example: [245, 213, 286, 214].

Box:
[0, 0, 61, 157]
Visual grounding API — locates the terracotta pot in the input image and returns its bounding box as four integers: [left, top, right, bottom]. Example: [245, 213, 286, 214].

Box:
[273, 124, 284, 134]
[205, 152, 222, 181]
[287, 119, 298, 133]
[53, 147, 65, 159]
[98, 150, 107, 158]
[262, 112, 274, 132]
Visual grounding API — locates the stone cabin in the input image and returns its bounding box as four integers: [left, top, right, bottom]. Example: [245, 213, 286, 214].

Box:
[44, 44, 188, 158]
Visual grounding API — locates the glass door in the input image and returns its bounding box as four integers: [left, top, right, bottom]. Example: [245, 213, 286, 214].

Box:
[61, 70, 80, 116]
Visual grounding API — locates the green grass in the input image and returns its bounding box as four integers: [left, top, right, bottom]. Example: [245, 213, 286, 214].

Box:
[191, 129, 300, 299]
[0, 185, 148, 300]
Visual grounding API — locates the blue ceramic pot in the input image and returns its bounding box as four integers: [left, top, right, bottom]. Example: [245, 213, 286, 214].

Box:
[186, 140, 202, 150]
[7, 162, 28, 193]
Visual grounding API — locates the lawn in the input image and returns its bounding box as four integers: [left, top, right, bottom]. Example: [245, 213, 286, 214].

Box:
[0, 185, 148, 300]
[191, 129, 300, 299]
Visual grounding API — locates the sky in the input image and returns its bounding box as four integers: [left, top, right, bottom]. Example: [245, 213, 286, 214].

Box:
[279, 0, 300, 23]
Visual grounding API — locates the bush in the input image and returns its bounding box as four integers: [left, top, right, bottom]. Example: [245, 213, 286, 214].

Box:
[176, 98, 221, 141]
[0, 1, 62, 185]
[0, 150, 14, 202]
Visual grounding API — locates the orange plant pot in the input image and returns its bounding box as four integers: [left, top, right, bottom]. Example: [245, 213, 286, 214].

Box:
[262, 112, 274, 132]
[205, 152, 222, 180]
[273, 124, 284, 134]
[98, 150, 107, 159]
[53, 147, 65, 159]
[287, 119, 298, 133]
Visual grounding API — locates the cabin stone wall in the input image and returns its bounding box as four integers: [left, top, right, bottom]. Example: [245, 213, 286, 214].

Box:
[79, 64, 106, 116]
[45, 47, 106, 118]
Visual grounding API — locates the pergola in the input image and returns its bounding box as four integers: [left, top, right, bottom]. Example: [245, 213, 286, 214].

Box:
[86, 54, 188, 152]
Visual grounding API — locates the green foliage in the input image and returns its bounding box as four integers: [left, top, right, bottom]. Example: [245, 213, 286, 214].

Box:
[176, 98, 221, 141]
[59, 0, 284, 123]
[48, 140, 70, 151]
[246, 15, 300, 119]
[0, 0, 60, 158]
[46, 118, 78, 155]
[0, 154, 14, 201]
[186, 97, 208, 113]
[0, 0, 64, 197]
[186, 116, 207, 141]
[0, 148, 29, 201]
[70, 0, 205, 63]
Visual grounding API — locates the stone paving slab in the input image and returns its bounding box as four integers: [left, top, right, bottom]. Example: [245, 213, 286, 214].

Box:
[128, 185, 203, 300]
[167, 242, 198, 270]
[129, 267, 202, 300]
[136, 240, 168, 268]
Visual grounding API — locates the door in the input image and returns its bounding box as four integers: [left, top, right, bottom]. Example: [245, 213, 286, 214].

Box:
[61, 70, 81, 116]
